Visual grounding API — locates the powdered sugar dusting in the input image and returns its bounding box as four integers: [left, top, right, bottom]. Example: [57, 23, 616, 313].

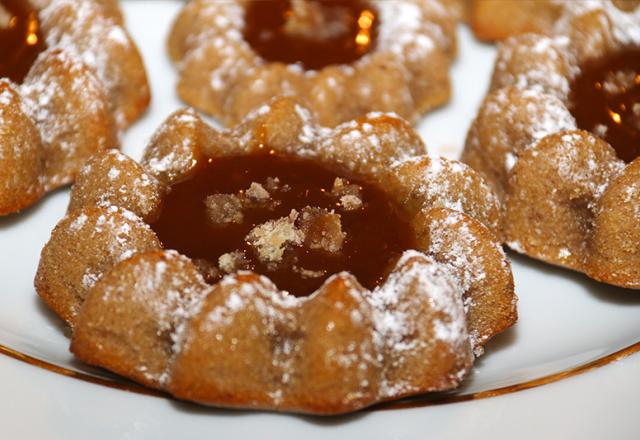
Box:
[548, 132, 624, 200]
[477, 87, 577, 174]
[40, 0, 137, 130]
[185, 250, 471, 404]
[391, 155, 502, 234]
[93, 251, 208, 386]
[554, 1, 640, 46]
[426, 212, 486, 294]
[373, 251, 467, 344]
[70, 150, 164, 221]
[492, 34, 571, 100]
[369, 250, 469, 397]
[19, 49, 110, 189]
[377, 2, 434, 58]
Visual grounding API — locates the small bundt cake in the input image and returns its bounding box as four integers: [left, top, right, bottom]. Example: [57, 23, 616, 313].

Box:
[0, 0, 149, 215]
[466, 0, 639, 41]
[167, 0, 456, 127]
[36, 98, 517, 414]
[463, 3, 640, 288]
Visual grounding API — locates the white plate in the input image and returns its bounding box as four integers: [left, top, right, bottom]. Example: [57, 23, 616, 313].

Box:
[1, 1, 640, 438]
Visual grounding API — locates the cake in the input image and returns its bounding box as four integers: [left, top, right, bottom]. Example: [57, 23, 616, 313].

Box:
[0, 0, 149, 215]
[462, 3, 640, 287]
[466, 0, 639, 41]
[167, 0, 456, 127]
[36, 98, 517, 414]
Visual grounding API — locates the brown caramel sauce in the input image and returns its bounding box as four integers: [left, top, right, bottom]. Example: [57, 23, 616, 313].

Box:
[243, 0, 378, 70]
[569, 47, 640, 163]
[0, 0, 46, 83]
[150, 153, 415, 296]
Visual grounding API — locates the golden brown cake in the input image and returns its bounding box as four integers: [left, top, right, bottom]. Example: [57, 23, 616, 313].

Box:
[0, 0, 149, 215]
[463, 3, 640, 288]
[467, 0, 639, 41]
[36, 98, 517, 414]
[167, 0, 456, 127]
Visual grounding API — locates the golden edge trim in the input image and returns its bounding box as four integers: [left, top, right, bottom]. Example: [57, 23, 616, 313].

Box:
[378, 340, 640, 410]
[0, 344, 165, 398]
[1, 340, 639, 412]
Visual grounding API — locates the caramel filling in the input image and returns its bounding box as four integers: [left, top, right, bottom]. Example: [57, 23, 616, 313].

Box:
[569, 47, 640, 163]
[150, 154, 415, 296]
[0, 0, 45, 83]
[243, 0, 378, 70]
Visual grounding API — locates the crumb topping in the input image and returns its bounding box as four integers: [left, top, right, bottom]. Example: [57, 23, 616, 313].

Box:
[246, 210, 305, 266]
[299, 206, 345, 253]
[205, 193, 245, 225]
[218, 250, 250, 274]
[246, 181, 270, 201]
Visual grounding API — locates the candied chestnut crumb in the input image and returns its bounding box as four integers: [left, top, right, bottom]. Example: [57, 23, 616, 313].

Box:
[293, 265, 326, 279]
[246, 182, 270, 201]
[206, 181, 282, 226]
[205, 194, 244, 225]
[246, 210, 304, 266]
[332, 177, 363, 211]
[264, 177, 289, 193]
[218, 250, 250, 274]
[298, 206, 345, 253]
[340, 194, 363, 210]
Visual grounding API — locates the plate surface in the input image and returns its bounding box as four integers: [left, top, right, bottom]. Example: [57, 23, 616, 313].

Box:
[1, 1, 640, 438]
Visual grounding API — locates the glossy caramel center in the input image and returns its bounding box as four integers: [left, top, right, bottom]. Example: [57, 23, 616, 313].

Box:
[150, 154, 415, 296]
[569, 47, 640, 163]
[0, 0, 46, 83]
[243, 0, 378, 70]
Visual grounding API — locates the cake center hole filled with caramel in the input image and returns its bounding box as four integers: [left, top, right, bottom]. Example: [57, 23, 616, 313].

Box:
[243, 0, 378, 70]
[569, 47, 640, 163]
[150, 154, 415, 296]
[0, 0, 46, 83]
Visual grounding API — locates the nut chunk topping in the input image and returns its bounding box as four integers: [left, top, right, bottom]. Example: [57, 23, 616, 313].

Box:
[246, 210, 304, 266]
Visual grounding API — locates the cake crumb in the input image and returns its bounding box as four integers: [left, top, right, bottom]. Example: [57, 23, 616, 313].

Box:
[205, 194, 244, 225]
[340, 194, 363, 211]
[218, 250, 250, 274]
[246, 210, 304, 264]
[265, 177, 291, 193]
[265, 177, 281, 193]
[293, 265, 326, 279]
[298, 207, 345, 253]
[246, 182, 270, 201]
[332, 178, 363, 210]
